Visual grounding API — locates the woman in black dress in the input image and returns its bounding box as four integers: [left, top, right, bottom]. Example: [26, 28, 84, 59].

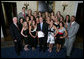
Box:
[18, 17, 24, 32]
[29, 20, 37, 50]
[55, 22, 67, 52]
[54, 16, 60, 29]
[21, 22, 30, 51]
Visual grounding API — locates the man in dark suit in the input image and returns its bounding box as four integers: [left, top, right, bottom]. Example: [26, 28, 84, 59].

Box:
[10, 17, 23, 56]
[36, 17, 48, 52]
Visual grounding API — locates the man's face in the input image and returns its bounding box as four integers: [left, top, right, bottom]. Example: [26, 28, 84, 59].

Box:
[71, 16, 75, 22]
[39, 17, 43, 23]
[22, 8, 25, 12]
[13, 17, 18, 24]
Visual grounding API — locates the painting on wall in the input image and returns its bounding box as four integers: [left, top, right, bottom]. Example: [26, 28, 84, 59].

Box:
[37, 1, 55, 13]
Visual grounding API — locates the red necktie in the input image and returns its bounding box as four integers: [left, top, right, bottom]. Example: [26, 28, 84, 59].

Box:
[23, 13, 25, 19]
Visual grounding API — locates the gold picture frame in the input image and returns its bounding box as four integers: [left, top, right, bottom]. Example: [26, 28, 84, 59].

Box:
[37, 1, 55, 12]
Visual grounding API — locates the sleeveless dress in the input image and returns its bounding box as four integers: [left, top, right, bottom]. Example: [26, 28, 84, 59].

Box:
[55, 27, 65, 46]
[47, 26, 56, 44]
[30, 26, 37, 48]
[23, 29, 29, 45]
[54, 22, 60, 29]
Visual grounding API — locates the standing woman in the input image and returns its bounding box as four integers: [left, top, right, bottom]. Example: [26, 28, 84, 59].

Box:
[37, 11, 42, 18]
[21, 22, 30, 51]
[18, 17, 24, 32]
[64, 15, 70, 29]
[46, 16, 51, 25]
[29, 15, 34, 26]
[36, 17, 40, 25]
[47, 20, 58, 53]
[56, 11, 61, 21]
[54, 16, 60, 29]
[60, 15, 64, 22]
[29, 20, 37, 50]
[45, 11, 49, 19]
[25, 16, 30, 24]
[55, 21, 67, 52]
[33, 11, 37, 19]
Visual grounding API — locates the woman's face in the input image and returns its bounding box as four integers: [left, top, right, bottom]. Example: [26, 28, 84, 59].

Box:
[39, 12, 41, 16]
[50, 20, 53, 25]
[57, 11, 60, 16]
[20, 19, 23, 23]
[36, 18, 39, 21]
[66, 16, 69, 21]
[29, 10, 32, 14]
[51, 12, 54, 16]
[45, 12, 48, 16]
[31, 16, 33, 20]
[33, 12, 37, 16]
[24, 22, 27, 27]
[59, 22, 63, 27]
[26, 17, 29, 21]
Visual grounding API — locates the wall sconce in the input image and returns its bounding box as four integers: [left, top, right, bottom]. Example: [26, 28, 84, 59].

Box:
[61, 1, 68, 12]
[24, 2, 29, 10]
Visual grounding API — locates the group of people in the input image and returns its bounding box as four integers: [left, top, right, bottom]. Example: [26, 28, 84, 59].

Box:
[10, 7, 79, 58]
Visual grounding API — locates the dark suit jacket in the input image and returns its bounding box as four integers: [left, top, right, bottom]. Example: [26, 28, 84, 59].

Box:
[37, 22, 48, 39]
[10, 23, 21, 41]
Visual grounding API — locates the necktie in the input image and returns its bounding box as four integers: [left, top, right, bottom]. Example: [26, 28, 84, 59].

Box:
[23, 13, 25, 19]
[40, 23, 43, 30]
[16, 24, 19, 30]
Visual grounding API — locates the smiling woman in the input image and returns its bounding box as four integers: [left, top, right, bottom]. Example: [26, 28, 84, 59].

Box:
[37, 1, 55, 13]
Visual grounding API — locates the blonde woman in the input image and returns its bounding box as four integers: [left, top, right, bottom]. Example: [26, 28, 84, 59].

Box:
[21, 22, 29, 51]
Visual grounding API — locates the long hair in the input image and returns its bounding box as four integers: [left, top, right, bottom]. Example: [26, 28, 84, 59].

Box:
[23, 21, 28, 29]
[65, 15, 70, 23]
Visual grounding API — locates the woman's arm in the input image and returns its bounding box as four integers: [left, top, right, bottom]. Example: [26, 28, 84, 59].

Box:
[54, 26, 58, 37]
[21, 27, 27, 37]
[29, 26, 36, 38]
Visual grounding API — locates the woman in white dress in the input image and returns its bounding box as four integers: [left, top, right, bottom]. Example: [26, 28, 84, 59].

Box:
[47, 19, 58, 53]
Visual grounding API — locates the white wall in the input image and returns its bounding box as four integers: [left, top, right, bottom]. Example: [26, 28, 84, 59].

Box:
[55, 1, 83, 18]
[1, 1, 83, 18]
[16, 1, 37, 14]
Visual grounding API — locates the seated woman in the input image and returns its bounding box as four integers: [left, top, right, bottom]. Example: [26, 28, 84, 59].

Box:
[21, 22, 30, 51]
[47, 19, 58, 53]
[55, 21, 67, 52]
[29, 20, 37, 50]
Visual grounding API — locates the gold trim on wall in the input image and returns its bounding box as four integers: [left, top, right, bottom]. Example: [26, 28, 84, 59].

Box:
[37, 1, 55, 12]
[53, 1, 55, 12]
[37, 1, 38, 11]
